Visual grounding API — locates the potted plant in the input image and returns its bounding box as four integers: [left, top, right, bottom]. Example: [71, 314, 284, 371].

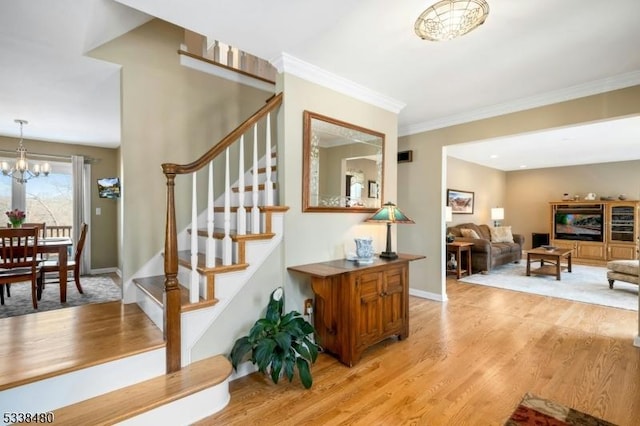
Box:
[229, 287, 320, 389]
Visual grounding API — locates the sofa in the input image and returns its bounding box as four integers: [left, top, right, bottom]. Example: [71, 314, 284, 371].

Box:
[447, 223, 525, 273]
[606, 260, 639, 289]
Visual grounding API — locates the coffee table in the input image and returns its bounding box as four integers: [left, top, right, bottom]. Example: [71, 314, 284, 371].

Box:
[526, 247, 573, 281]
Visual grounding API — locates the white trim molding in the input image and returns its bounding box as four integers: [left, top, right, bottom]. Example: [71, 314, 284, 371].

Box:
[409, 287, 448, 302]
[272, 52, 405, 114]
[634, 336, 640, 348]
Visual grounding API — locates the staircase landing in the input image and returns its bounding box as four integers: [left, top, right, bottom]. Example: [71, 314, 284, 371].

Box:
[0, 301, 165, 391]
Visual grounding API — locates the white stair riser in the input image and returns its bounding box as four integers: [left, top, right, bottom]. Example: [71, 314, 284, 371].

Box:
[117, 380, 230, 425]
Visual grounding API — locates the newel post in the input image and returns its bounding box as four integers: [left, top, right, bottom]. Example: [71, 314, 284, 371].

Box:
[163, 167, 181, 373]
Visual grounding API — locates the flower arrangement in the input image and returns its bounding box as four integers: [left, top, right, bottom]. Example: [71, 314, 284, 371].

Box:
[6, 209, 26, 227]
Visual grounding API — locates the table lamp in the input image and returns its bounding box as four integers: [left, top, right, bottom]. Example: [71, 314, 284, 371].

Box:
[365, 201, 414, 259]
[491, 207, 504, 227]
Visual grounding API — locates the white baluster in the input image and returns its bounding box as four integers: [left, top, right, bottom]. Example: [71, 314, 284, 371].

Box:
[206, 161, 215, 269]
[222, 148, 232, 265]
[237, 135, 247, 235]
[190, 172, 199, 303]
[251, 123, 260, 234]
[213, 40, 220, 63]
[227, 45, 234, 68]
[264, 113, 274, 206]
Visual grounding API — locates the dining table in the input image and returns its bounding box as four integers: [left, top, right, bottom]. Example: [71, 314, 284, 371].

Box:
[38, 237, 73, 302]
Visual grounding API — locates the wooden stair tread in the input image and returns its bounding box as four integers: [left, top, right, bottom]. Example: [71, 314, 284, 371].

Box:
[0, 301, 164, 392]
[212, 205, 289, 213]
[231, 183, 277, 192]
[50, 355, 232, 426]
[133, 276, 218, 311]
[176, 251, 249, 274]
[190, 227, 275, 241]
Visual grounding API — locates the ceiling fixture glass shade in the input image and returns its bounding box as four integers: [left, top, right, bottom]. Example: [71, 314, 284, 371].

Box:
[1, 119, 50, 184]
[414, 0, 490, 41]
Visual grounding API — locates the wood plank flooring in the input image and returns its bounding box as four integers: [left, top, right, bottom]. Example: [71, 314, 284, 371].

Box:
[0, 301, 164, 391]
[197, 278, 640, 426]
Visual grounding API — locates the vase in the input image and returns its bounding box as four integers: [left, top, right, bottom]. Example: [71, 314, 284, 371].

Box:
[11, 221, 23, 228]
[354, 237, 374, 263]
[446, 254, 457, 270]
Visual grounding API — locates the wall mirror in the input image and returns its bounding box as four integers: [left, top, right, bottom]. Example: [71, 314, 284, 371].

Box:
[303, 111, 384, 213]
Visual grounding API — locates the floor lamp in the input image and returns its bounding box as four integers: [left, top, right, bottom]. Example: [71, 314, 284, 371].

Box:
[366, 202, 415, 259]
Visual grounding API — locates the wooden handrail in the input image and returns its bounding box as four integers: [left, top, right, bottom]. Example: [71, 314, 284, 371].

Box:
[161, 91, 282, 373]
[162, 93, 282, 176]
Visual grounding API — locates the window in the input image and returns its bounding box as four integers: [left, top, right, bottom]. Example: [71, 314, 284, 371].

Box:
[0, 159, 72, 226]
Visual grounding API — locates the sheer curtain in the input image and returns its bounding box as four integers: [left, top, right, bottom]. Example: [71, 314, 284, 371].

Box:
[72, 155, 90, 274]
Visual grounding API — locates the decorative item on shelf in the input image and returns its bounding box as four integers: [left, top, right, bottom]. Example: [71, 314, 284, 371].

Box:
[562, 193, 571, 201]
[573, 195, 580, 201]
[6, 209, 25, 228]
[1, 119, 50, 184]
[446, 253, 458, 270]
[365, 202, 415, 259]
[229, 287, 320, 389]
[354, 236, 374, 264]
[619, 194, 627, 200]
[491, 207, 504, 227]
[584, 192, 596, 200]
[414, 0, 490, 42]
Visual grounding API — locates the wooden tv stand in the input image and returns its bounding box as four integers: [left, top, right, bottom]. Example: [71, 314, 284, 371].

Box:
[549, 200, 639, 265]
[288, 254, 425, 367]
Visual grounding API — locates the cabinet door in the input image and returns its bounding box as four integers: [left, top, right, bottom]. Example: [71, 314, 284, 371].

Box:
[608, 243, 638, 260]
[353, 271, 382, 349]
[381, 266, 406, 334]
[576, 242, 606, 260]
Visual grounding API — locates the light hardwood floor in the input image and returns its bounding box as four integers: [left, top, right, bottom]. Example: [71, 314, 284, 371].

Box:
[197, 278, 640, 426]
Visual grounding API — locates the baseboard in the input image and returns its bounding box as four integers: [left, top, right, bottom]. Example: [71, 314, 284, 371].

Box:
[91, 267, 119, 275]
[409, 287, 448, 302]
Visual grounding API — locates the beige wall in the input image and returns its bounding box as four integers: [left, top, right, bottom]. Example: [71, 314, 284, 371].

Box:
[280, 73, 398, 310]
[506, 160, 640, 249]
[0, 136, 118, 270]
[399, 84, 640, 298]
[90, 19, 273, 281]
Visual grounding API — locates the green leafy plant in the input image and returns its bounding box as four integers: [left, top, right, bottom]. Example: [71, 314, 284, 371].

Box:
[230, 287, 320, 389]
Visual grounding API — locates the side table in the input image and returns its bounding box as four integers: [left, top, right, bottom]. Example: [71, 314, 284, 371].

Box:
[446, 241, 474, 279]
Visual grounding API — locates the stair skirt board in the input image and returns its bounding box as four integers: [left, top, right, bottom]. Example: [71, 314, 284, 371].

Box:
[0, 348, 165, 420]
[116, 380, 230, 426]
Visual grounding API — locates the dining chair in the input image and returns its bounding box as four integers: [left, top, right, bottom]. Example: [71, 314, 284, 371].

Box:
[22, 223, 47, 239]
[42, 223, 87, 295]
[0, 227, 44, 309]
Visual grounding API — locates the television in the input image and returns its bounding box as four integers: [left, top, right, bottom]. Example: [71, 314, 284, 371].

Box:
[97, 177, 121, 199]
[554, 212, 603, 242]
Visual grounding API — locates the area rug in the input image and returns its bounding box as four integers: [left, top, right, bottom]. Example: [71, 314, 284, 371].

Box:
[0, 275, 122, 318]
[458, 263, 638, 311]
[505, 393, 616, 425]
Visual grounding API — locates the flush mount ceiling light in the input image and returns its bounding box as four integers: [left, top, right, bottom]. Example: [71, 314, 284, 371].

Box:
[415, 0, 490, 41]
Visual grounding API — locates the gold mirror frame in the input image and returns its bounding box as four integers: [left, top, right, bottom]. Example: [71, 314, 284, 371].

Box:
[302, 111, 385, 213]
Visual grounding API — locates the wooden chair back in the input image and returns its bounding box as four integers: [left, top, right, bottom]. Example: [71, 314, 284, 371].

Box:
[21, 223, 47, 239]
[0, 227, 42, 308]
[75, 223, 88, 263]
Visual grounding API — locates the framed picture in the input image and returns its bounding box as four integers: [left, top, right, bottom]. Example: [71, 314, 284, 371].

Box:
[368, 180, 379, 199]
[447, 188, 474, 214]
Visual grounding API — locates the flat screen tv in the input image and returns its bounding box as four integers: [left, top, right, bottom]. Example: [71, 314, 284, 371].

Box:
[97, 177, 121, 199]
[554, 212, 603, 242]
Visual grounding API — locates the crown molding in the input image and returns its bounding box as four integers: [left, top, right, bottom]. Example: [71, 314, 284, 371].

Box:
[399, 70, 640, 137]
[272, 53, 405, 114]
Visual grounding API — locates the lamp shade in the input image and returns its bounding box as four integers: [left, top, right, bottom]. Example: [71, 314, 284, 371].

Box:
[491, 207, 504, 221]
[366, 202, 415, 224]
[445, 206, 453, 223]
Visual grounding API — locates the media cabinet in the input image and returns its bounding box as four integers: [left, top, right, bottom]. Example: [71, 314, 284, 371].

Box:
[549, 200, 639, 265]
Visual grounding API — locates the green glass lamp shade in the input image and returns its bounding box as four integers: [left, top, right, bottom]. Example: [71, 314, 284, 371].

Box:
[365, 202, 415, 259]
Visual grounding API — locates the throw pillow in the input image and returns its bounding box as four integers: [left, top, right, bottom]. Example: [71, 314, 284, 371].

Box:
[490, 226, 514, 243]
[460, 228, 481, 239]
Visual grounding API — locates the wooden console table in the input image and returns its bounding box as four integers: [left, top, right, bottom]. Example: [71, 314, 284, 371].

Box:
[288, 253, 425, 367]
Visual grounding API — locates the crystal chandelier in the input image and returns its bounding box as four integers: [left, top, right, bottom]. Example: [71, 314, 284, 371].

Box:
[1, 119, 50, 184]
[415, 0, 490, 41]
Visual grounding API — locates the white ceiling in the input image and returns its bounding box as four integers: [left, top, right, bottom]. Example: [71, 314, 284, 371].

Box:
[1, 0, 640, 168]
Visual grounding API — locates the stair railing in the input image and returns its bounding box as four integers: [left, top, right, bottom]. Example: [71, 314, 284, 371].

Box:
[161, 92, 283, 373]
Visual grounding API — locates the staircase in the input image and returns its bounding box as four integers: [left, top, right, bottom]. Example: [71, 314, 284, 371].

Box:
[0, 93, 285, 426]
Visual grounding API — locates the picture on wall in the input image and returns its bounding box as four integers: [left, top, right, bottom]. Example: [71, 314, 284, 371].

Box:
[447, 188, 474, 214]
[368, 180, 379, 199]
[97, 177, 121, 199]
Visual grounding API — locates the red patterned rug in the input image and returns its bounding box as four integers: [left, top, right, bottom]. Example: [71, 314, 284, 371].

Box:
[505, 393, 617, 425]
